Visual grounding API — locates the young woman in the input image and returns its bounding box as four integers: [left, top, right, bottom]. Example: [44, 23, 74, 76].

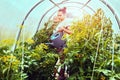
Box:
[53, 7, 73, 34]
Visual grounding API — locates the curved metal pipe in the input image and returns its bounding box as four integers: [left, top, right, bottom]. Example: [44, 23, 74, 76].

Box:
[48, 5, 94, 20]
[36, 1, 95, 33]
[13, 0, 44, 51]
[35, 5, 57, 33]
[63, 1, 95, 13]
[36, 0, 69, 33]
[100, 0, 120, 29]
[14, 0, 120, 51]
[49, 0, 60, 8]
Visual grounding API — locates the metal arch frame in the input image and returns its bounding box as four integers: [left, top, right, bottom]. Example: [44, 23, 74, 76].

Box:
[100, 0, 120, 29]
[35, 4, 59, 33]
[13, 0, 44, 51]
[13, 0, 95, 50]
[36, 0, 70, 31]
[91, 1, 120, 79]
[37, 0, 120, 35]
[37, 1, 95, 33]
[61, 1, 95, 12]
[36, 0, 74, 33]
[13, 0, 69, 50]
[14, 0, 120, 50]
[48, 5, 95, 21]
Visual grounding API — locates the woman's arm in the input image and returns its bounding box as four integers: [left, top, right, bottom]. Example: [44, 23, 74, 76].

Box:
[57, 26, 73, 34]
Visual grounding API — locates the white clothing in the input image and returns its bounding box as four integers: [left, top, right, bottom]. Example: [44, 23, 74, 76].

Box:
[53, 18, 73, 33]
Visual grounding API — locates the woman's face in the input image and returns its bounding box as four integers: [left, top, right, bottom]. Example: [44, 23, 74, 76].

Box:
[57, 11, 65, 22]
[53, 16, 60, 23]
[53, 11, 65, 23]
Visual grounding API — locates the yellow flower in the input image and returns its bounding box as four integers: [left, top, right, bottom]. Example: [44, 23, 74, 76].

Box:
[1, 55, 20, 69]
[30, 52, 41, 60]
[63, 48, 69, 54]
[0, 39, 14, 46]
[26, 38, 34, 44]
[39, 43, 48, 50]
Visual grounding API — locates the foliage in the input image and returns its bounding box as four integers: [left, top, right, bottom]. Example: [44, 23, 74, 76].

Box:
[0, 39, 14, 47]
[0, 46, 26, 80]
[32, 21, 54, 48]
[63, 8, 120, 80]
[0, 8, 120, 80]
[0, 18, 59, 80]
[14, 42, 59, 80]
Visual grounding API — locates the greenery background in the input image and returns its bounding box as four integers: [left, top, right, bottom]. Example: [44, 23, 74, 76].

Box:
[0, 9, 120, 80]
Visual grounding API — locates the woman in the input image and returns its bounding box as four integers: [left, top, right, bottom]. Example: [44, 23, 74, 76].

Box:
[53, 7, 73, 34]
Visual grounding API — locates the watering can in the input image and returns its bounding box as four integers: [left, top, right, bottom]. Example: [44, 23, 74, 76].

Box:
[46, 32, 66, 49]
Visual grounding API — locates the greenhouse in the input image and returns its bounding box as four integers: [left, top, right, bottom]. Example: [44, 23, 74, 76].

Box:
[0, 0, 120, 80]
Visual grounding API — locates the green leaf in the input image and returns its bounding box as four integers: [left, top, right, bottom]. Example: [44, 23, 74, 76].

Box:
[2, 67, 8, 74]
[94, 69, 112, 76]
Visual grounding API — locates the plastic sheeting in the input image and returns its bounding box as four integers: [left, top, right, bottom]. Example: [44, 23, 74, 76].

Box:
[0, 0, 120, 41]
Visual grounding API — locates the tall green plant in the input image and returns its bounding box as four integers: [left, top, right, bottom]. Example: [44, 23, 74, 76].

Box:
[0, 46, 27, 80]
[63, 8, 120, 80]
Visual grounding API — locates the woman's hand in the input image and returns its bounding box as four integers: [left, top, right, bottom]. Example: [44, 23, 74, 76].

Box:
[57, 26, 73, 34]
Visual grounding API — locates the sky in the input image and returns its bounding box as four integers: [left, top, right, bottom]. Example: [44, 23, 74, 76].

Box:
[0, 0, 120, 40]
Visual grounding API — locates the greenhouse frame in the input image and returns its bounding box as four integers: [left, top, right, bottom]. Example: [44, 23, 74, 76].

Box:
[0, 0, 120, 80]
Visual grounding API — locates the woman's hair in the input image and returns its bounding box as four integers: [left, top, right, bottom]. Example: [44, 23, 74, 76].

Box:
[58, 7, 66, 14]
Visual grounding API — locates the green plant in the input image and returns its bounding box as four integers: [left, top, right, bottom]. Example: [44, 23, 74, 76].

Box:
[0, 46, 27, 80]
[0, 8, 120, 80]
[62, 8, 120, 80]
